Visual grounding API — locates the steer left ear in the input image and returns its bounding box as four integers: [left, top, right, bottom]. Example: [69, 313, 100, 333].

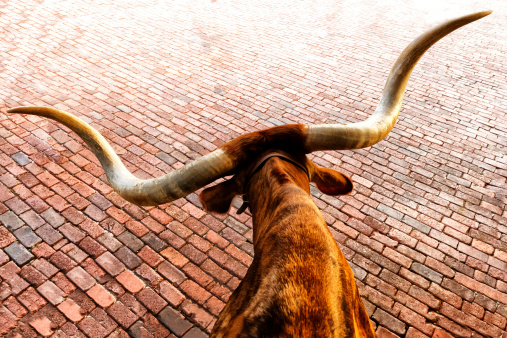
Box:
[310, 166, 353, 196]
[200, 178, 240, 214]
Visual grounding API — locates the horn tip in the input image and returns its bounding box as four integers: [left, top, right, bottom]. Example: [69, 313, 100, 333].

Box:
[7, 106, 48, 114]
[472, 10, 492, 20]
[7, 107, 23, 114]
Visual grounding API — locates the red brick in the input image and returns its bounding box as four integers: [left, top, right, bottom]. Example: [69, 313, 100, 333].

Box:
[184, 217, 208, 236]
[399, 268, 430, 290]
[29, 316, 54, 336]
[424, 257, 454, 278]
[157, 261, 187, 285]
[201, 214, 225, 233]
[159, 280, 186, 307]
[373, 308, 406, 335]
[19, 265, 48, 286]
[32, 184, 55, 199]
[225, 244, 253, 266]
[136, 287, 168, 314]
[180, 279, 212, 305]
[431, 328, 453, 338]
[37, 280, 65, 305]
[406, 327, 429, 338]
[106, 206, 130, 223]
[25, 195, 50, 213]
[18, 287, 47, 312]
[204, 296, 226, 317]
[484, 311, 507, 329]
[66, 192, 91, 210]
[376, 326, 399, 338]
[77, 316, 109, 338]
[140, 313, 171, 337]
[4, 295, 28, 318]
[107, 301, 138, 329]
[137, 245, 164, 267]
[31, 242, 56, 258]
[58, 298, 84, 322]
[49, 251, 77, 271]
[52, 272, 77, 296]
[46, 194, 70, 212]
[79, 219, 104, 238]
[116, 270, 145, 293]
[104, 279, 126, 298]
[61, 208, 86, 227]
[37, 172, 59, 187]
[79, 236, 107, 257]
[82, 257, 107, 280]
[142, 216, 166, 233]
[204, 230, 229, 249]
[12, 184, 33, 200]
[160, 246, 189, 268]
[398, 305, 434, 336]
[0, 250, 7, 266]
[0, 226, 16, 248]
[365, 274, 397, 297]
[87, 284, 116, 307]
[0, 306, 18, 335]
[383, 247, 412, 268]
[96, 252, 125, 276]
[67, 266, 96, 291]
[119, 292, 147, 317]
[84, 204, 107, 222]
[125, 220, 150, 237]
[188, 234, 213, 254]
[91, 307, 119, 334]
[136, 263, 164, 286]
[201, 259, 232, 284]
[461, 301, 484, 319]
[149, 208, 172, 225]
[159, 229, 186, 249]
[181, 300, 214, 328]
[187, 259, 220, 287]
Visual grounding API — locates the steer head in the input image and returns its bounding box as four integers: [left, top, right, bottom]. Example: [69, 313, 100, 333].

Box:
[199, 149, 353, 215]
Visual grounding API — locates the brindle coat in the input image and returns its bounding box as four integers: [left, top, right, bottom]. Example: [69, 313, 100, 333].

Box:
[201, 151, 376, 337]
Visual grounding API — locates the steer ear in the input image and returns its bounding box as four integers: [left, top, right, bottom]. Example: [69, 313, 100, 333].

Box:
[310, 166, 353, 196]
[200, 178, 241, 214]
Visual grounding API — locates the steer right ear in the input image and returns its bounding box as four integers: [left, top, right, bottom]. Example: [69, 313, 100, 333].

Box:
[310, 166, 353, 196]
[200, 178, 240, 214]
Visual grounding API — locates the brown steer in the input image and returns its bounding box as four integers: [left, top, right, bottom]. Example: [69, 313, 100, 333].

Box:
[200, 150, 372, 336]
[8, 11, 490, 337]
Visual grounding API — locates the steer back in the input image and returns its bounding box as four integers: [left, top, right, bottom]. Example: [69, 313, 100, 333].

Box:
[201, 151, 375, 337]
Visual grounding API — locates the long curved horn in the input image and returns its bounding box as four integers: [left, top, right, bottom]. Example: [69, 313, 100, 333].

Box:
[8, 11, 490, 206]
[7, 106, 235, 205]
[304, 10, 492, 152]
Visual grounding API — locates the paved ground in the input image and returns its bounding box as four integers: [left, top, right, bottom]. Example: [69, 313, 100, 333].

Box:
[0, 0, 506, 337]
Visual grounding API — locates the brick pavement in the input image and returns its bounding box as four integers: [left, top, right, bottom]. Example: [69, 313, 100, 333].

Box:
[0, 0, 506, 336]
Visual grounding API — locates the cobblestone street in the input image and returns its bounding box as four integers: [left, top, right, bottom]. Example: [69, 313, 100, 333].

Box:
[0, 0, 506, 336]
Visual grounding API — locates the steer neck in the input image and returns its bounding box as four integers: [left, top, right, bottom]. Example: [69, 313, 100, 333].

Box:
[245, 157, 313, 247]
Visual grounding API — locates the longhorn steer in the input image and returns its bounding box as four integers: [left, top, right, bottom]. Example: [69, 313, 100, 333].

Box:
[8, 11, 490, 337]
[200, 150, 368, 336]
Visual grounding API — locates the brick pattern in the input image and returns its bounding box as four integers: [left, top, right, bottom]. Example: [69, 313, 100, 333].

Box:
[0, 0, 506, 337]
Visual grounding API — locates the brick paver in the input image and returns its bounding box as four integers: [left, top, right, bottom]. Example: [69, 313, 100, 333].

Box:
[0, 0, 506, 336]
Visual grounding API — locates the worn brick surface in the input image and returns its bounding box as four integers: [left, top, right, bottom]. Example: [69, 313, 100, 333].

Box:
[0, 0, 506, 336]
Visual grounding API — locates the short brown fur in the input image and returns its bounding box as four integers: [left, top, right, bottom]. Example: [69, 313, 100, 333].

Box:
[200, 146, 375, 337]
[221, 124, 308, 168]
